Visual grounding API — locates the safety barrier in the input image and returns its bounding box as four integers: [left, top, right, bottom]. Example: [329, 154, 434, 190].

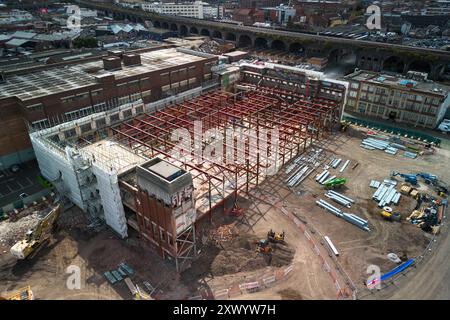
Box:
[186, 263, 295, 300]
[342, 116, 441, 146]
[279, 202, 356, 300]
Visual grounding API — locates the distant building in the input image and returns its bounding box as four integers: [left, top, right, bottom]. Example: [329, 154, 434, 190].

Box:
[0, 9, 34, 25]
[344, 70, 450, 129]
[232, 8, 264, 25]
[262, 4, 296, 25]
[141, 1, 223, 19]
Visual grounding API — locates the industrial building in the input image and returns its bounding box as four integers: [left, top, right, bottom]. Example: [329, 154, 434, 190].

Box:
[0, 45, 218, 167]
[141, 1, 223, 19]
[344, 70, 450, 129]
[29, 65, 346, 271]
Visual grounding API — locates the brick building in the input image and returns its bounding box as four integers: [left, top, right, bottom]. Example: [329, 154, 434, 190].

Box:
[0, 46, 218, 167]
[344, 70, 450, 129]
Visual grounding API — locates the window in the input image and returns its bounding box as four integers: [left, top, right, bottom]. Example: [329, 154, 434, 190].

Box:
[135, 106, 144, 114]
[159, 228, 166, 242]
[122, 109, 132, 119]
[130, 93, 141, 102]
[350, 82, 359, 89]
[80, 123, 92, 133]
[95, 118, 106, 128]
[91, 88, 103, 96]
[64, 128, 77, 139]
[31, 118, 50, 130]
[162, 84, 171, 92]
[93, 102, 106, 112]
[141, 90, 151, 97]
[110, 113, 120, 124]
[151, 222, 157, 238]
[118, 95, 130, 105]
[349, 91, 357, 98]
[65, 106, 93, 121]
[27, 103, 44, 112]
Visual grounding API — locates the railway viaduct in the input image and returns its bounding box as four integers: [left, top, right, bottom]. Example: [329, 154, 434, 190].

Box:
[74, 0, 450, 80]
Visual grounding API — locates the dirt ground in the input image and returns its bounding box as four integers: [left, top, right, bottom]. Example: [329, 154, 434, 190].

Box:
[1, 127, 449, 300]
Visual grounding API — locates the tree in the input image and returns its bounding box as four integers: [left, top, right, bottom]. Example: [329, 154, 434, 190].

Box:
[73, 37, 98, 49]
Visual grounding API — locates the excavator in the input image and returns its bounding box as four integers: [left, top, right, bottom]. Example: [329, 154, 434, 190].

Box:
[0, 286, 34, 300]
[390, 171, 418, 185]
[10, 204, 61, 260]
[267, 229, 285, 244]
[324, 178, 347, 189]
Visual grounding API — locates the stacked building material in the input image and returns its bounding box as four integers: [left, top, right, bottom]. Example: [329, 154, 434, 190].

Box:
[369, 180, 381, 188]
[385, 147, 398, 155]
[286, 165, 309, 187]
[342, 213, 370, 232]
[315, 199, 343, 217]
[315, 199, 370, 231]
[404, 151, 418, 159]
[316, 169, 330, 184]
[361, 138, 390, 150]
[325, 190, 354, 208]
[372, 182, 401, 207]
[339, 160, 350, 173]
[331, 158, 342, 169]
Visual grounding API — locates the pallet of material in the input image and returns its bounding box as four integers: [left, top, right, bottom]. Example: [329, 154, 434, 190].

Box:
[119, 262, 135, 276]
[104, 271, 118, 285]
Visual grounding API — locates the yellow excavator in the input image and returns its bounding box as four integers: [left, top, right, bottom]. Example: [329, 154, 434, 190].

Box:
[10, 204, 61, 260]
[0, 286, 34, 300]
[267, 229, 285, 243]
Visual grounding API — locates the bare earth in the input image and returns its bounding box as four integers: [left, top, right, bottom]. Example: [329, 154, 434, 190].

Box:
[1, 129, 449, 300]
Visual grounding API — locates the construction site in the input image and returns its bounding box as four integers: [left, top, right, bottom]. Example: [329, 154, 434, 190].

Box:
[1, 59, 449, 300]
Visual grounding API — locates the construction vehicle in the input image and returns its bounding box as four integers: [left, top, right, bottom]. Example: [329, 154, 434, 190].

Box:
[267, 229, 285, 243]
[324, 178, 347, 189]
[256, 239, 272, 254]
[0, 286, 34, 300]
[390, 171, 418, 185]
[379, 207, 401, 222]
[417, 172, 438, 185]
[10, 204, 60, 259]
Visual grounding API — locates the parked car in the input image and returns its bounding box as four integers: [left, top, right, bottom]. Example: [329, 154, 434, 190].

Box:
[10, 164, 20, 173]
[438, 119, 450, 134]
[19, 192, 29, 199]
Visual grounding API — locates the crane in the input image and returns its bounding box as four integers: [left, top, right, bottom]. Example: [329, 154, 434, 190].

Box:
[10, 204, 61, 259]
[390, 171, 418, 185]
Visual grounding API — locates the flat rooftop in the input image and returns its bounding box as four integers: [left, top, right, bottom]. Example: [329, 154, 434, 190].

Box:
[81, 140, 148, 175]
[345, 70, 450, 96]
[0, 48, 209, 102]
[146, 160, 185, 182]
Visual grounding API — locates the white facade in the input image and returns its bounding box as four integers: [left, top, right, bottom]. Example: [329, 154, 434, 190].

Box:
[141, 1, 221, 19]
[30, 101, 147, 238]
[0, 10, 34, 24]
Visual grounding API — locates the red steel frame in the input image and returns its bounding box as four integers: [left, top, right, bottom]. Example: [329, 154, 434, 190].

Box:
[112, 87, 340, 220]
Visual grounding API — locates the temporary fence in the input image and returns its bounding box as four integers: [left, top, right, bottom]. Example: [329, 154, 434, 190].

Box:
[342, 116, 441, 146]
[186, 263, 294, 300]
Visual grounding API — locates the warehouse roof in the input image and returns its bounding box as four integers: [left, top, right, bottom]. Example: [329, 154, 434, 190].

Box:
[0, 48, 212, 101]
